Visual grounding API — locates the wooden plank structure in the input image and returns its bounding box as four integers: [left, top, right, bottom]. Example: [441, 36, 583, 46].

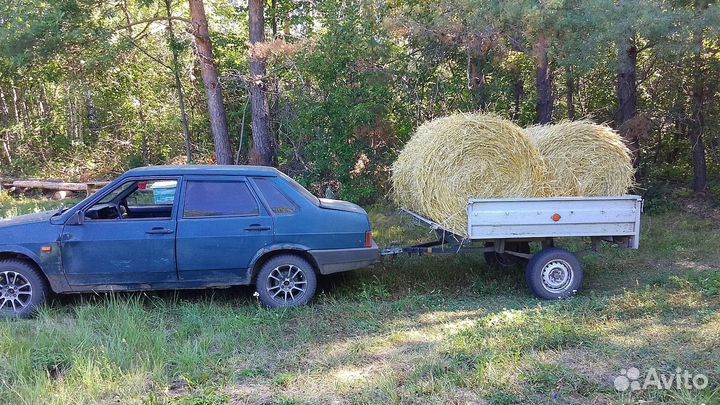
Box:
[0, 179, 110, 196]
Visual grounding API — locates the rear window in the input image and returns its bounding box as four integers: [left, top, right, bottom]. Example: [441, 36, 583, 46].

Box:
[254, 178, 296, 214]
[183, 181, 259, 218]
[278, 172, 319, 205]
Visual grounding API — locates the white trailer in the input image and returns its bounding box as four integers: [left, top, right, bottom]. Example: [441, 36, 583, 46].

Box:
[383, 195, 643, 299]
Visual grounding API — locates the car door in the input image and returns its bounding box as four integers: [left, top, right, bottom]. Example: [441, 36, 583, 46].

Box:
[60, 178, 180, 286]
[175, 176, 274, 283]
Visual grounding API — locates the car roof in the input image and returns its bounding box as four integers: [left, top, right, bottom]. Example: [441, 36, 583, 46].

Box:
[125, 165, 280, 177]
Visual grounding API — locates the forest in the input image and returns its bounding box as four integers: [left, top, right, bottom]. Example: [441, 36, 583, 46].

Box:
[0, 0, 719, 206]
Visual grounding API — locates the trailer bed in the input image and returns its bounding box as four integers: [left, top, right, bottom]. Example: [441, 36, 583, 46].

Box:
[467, 195, 642, 248]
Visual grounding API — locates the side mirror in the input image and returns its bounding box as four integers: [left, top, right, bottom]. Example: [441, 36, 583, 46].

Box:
[66, 210, 85, 225]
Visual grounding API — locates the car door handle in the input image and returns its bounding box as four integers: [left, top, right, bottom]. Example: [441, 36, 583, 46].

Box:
[146, 227, 174, 235]
[245, 224, 271, 231]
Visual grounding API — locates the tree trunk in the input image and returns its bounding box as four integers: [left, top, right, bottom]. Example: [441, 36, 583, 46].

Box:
[248, 0, 275, 166]
[468, 52, 489, 111]
[271, 0, 277, 38]
[510, 34, 525, 121]
[84, 87, 100, 139]
[166, 0, 193, 163]
[566, 70, 575, 121]
[689, 96, 707, 193]
[0, 88, 11, 164]
[689, 29, 708, 193]
[616, 33, 639, 167]
[67, 86, 81, 142]
[11, 87, 21, 133]
[535, 33, 552, 124]
[188, 0, 233, 164]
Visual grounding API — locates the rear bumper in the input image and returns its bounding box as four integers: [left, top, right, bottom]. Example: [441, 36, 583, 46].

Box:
[309, 243, 379, 275]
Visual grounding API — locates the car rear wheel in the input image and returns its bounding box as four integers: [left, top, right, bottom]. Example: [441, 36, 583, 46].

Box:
[255, 255, 317, 308]
[0, 259, 48, 319]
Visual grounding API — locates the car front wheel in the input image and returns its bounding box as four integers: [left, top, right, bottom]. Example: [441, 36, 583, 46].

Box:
[255, 255, 317, 308]
[0, 259, 48, 319]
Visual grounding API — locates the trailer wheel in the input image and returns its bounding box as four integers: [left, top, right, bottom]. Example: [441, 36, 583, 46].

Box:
[525, 248, 583, 300]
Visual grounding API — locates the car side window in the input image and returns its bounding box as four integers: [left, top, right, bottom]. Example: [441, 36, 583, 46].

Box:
[183, 181, 259, 218]
[85, 179, 177, 220]
[254, 178, 296, 215]
[126, 180, 177, 207]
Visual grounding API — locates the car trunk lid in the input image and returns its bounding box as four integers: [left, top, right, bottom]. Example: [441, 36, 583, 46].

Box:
[318, 198, 367, 215]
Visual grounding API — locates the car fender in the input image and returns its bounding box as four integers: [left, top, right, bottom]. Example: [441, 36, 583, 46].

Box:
[0, 244, 42, 265]
[0, 244, 71, 293]
[248, 243, 316, 277]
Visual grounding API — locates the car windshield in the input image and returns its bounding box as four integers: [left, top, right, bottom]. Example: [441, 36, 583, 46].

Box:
[98, 181, 137, 204]
[278, 172, 319, 206]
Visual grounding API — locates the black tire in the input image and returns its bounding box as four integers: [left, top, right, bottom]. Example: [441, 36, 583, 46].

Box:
[0, 259, 48, 319]
[484, 242, 530, 270]
[255, 255, 317, 308]
[525, 247, 583, 300]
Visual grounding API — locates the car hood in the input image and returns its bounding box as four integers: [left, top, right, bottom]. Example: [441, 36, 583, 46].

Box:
[318, 198, 367, 215]
[0, 210, 56, 228]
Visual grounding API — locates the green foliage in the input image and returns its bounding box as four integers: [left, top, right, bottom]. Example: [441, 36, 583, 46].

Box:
[0, 0, 719, 202]
[278, 0, 405, 202]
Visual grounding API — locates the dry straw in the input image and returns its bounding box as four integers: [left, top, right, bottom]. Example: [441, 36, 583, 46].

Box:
[525, 120, 634, 197]
[391, 113, 548, 236]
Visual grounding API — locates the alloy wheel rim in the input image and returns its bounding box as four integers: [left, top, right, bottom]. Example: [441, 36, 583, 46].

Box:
[541, 259, 573, 293]
[266, 264, 307, 303]
[0, 271, 33, 312]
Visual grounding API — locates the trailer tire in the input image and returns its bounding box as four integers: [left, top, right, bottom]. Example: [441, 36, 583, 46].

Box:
[525, 248, 583, 300]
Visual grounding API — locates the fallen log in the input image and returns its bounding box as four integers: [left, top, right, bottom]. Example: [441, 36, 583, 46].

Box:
[11, 180, 90, 192]
[1, 180, 111, 195]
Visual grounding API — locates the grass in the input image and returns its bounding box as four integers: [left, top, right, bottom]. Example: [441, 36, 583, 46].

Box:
[0, 194, 719, 404]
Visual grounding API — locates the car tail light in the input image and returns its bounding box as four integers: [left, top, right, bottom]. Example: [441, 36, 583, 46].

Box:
[365, 231, 374, 248]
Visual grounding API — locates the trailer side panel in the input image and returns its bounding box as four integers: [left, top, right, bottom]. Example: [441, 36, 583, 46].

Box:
[467, 195, 642, 248]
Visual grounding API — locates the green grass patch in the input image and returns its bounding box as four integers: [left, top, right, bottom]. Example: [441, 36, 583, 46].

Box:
[0, 197, 718, 404]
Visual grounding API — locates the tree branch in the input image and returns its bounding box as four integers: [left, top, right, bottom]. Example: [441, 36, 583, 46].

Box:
[119, 16, 192, 32]
[127, 38, 173, 71]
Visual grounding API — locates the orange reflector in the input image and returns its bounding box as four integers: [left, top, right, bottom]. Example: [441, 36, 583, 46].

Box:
[551, 213, 561, 222]
[365, 231, 374, 248]
[41, 246, 52, 253]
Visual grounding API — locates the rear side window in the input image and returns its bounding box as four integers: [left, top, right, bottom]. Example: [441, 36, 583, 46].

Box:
[254, 178, 296, 214]
[183, 181, 259, 218]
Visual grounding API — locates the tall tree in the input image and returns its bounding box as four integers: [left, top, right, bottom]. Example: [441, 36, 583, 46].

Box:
[688, 0, 714, 193]
[248, 0, 275, 166]
[616, 31, 639, 165]
[535, 32, 552, 124]
[607, 0, 674, 168]
[188, 0, 232, 164]
[165, 0, 193, 163]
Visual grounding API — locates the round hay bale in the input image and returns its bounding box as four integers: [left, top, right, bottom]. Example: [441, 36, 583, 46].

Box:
[524, 120, 634, 197]
[391, 113, 548, 236]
